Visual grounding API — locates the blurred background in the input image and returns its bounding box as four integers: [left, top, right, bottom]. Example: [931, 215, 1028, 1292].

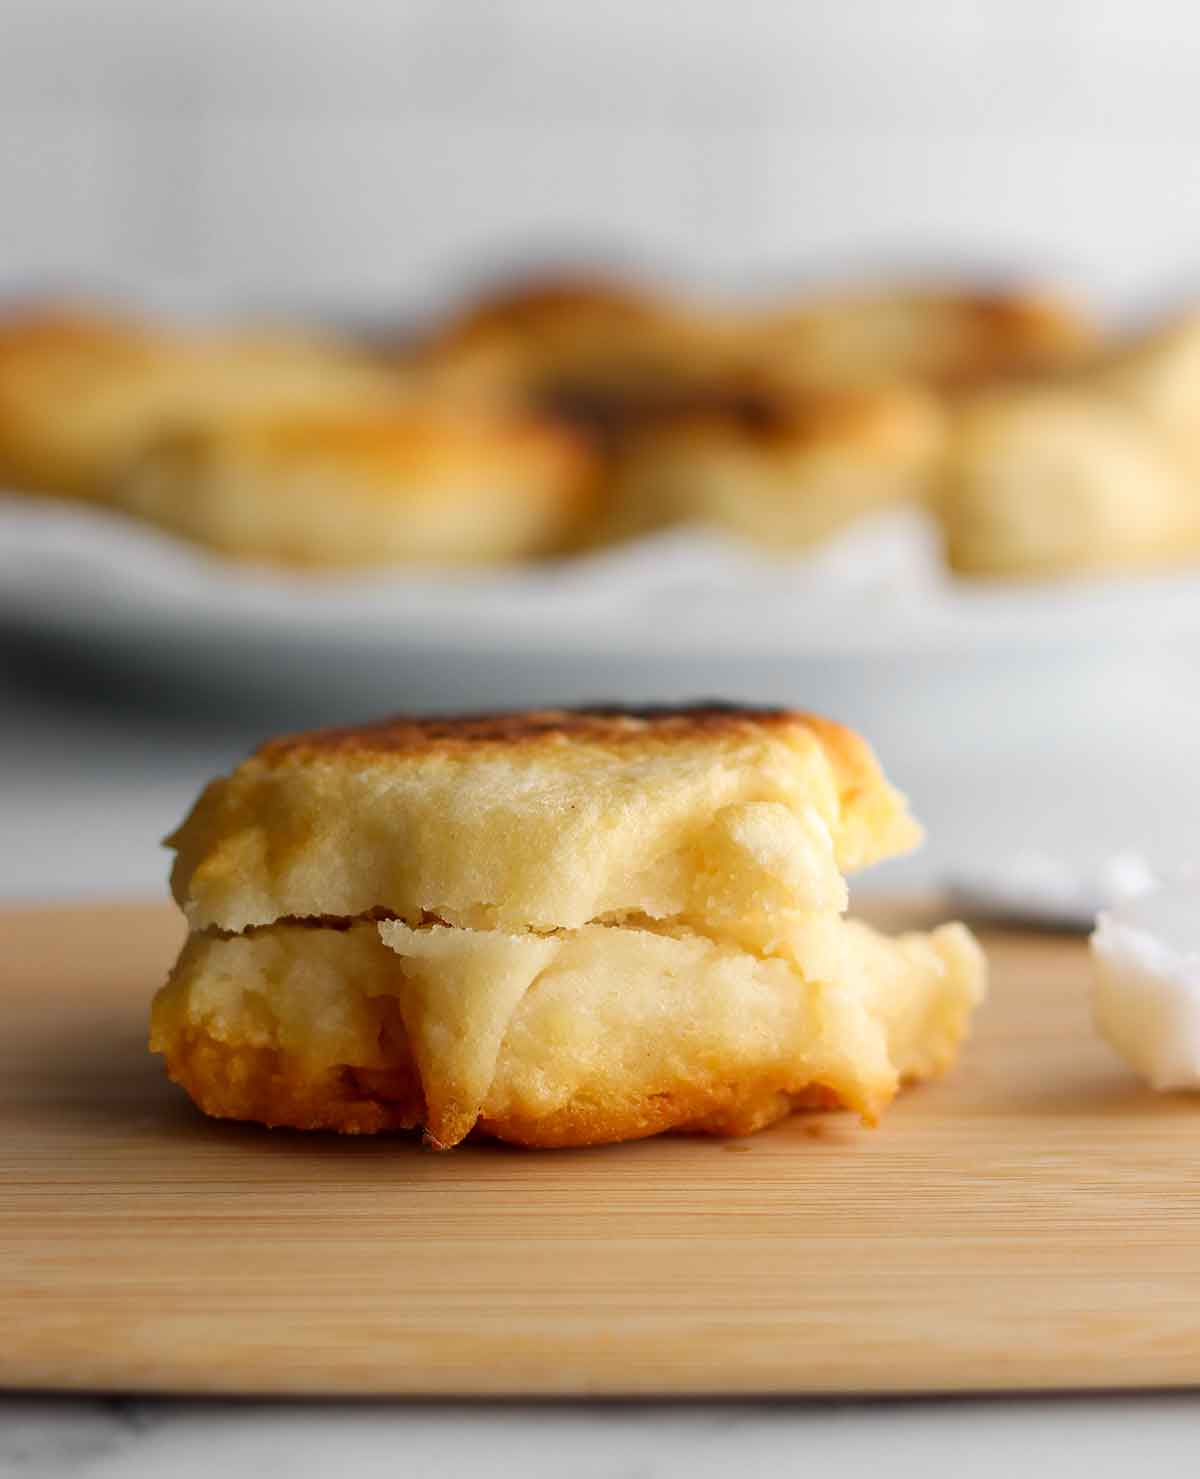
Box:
[4, 0, 1200, 311]
[4, 0, 1200, 903]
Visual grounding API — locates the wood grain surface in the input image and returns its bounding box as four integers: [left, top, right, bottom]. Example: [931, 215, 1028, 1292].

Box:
[2, 898, 1198, 1398]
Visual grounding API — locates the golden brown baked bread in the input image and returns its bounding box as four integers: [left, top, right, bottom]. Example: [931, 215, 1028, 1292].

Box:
[0, 303, 407, 503]
[111, 405, 600, 567]
[152, 912, 984, 1149]
[153, 705, 986, 1149]
[1089, 311, 1200, 474]
[743, 285, 1098, 394]
[605, 383, 946, 551]
[417, 273, 739, 436]
[168, 705, 922, 934]
[939, 382, 1200, 577]
[0, 305, 163, 499]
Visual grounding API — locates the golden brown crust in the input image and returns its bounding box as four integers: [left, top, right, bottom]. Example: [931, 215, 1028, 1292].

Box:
[161, 1033, 423, 1136]
[256, 705, 907, 860]
[475, 1083, 829, 1148]
[157, 1025, 842, 1147]
[151, 907, 984, 1150]
[610, 380, 944, 454]
[743, 285, 1098, 393]
[753, 382, 941, 451]
[0, 304, 415, 505]
[933, 288, 1099, 386]
[0, 303, 158, 360]
[0, 305, 164, 499]
[428, 273, 672, 346]
[155, 1003, 944, 1150]
[417, 272, 741, 440]
[619, 384, 947, 491]
[259, 703, 796, 762]
[158, 403, 589, 473]
[796, 713, 911, 861]
[595, 377, 947, 557]
[112, 402, 599, 567]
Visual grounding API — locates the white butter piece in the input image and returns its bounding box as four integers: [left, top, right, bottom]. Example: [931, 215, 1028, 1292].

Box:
[1090, 881, 1200, 1089]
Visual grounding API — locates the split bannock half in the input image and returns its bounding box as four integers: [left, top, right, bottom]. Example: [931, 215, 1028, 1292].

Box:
[152, 706, 986, 1148]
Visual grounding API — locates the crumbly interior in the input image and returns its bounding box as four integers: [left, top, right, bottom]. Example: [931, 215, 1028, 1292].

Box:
[150, 913, 984, 1149]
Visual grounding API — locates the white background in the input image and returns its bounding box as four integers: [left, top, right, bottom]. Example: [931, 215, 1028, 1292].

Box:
[2, 0, 1200, 315]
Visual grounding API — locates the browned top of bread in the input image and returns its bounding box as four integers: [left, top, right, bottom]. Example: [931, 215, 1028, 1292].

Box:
[745, 285, 1099, 393]
[170, 704, 921, 934]
[263, 703, 797, 757]
[0, 303, 162, 384]
[0, 302, 156, 354]
[258, 706, 891, 811]
[430, 273, 673, 346]
[0, 303, 416, 501]
[417, 273, 737, 436]
[259, 706, 896, 836]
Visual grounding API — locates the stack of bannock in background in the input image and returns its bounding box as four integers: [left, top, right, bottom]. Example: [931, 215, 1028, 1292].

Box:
[6, 273, 1200, 579]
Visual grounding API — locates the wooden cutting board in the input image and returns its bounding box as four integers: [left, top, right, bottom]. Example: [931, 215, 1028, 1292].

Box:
[3, 897, 1199, 1398]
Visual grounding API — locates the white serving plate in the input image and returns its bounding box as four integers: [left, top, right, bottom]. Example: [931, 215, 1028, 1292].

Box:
[5, 494, 1200, 899]
[6, 495, 1200, 677]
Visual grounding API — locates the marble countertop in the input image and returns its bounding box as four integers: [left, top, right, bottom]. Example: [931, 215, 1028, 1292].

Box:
[6, 1394, 1200, 1478]
[5, 651, 1200, 1475]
